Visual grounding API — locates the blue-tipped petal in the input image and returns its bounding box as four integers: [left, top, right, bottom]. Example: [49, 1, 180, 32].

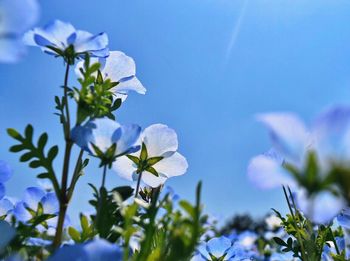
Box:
[247, 154, 295, 189]
[313, 106, 350, 167]
[41, 192, 59, 214]
[71, 124, 93, 153]
[0, 198, 14, 216]
[48, 239, 122, 261]
[257, 113, 309, 164]
[0, 160, 12, 183]
[115, 124, 141, 155]
[206, 236, 232, 259]
[74, 31, 109, 56]
[33, 34, 53, 47]
[13, 201, 31, 222]
[337, 208, 350, 229]
[296, 189, 345, 224]
[0, 183, 5, 200]
[23, 187, 45, 210]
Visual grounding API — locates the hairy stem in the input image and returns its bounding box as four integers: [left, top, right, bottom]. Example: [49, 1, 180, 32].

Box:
[53, 63, 73, 249]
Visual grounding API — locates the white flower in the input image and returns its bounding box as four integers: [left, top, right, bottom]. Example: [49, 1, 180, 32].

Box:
[113, 124, 188, 187]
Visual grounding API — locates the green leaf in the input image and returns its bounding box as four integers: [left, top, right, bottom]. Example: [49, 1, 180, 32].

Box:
[37, 133, 48, 151]
[25, 125, 34, 140]
[111, 186, 134, 201]
[9, 144, 25, 152]
[47, 146, 59, 162]
[273, 237, 287, 247]
[140, 143, 148, 161]
[7, 128, 22, 140]
[126, 155, 139, 165]
[68, 227, 81, 242]
[146, 166, 159, 177]
[179, 200, 195, 218]
[20, 152, 34, 162]
[147, 157, 163, 166]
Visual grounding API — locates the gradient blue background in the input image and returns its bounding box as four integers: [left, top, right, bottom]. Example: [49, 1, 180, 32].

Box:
[1, 0, 350, 224]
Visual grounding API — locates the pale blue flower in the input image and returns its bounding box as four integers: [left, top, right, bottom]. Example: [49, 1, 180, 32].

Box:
[337, 208, 350, 229]
[294, 188, 345, 224]
[13, 187, 66, 231]
[0, 0, 39, 62]
[0, 161, 13, 199]
[71, 118, 141, 157]
[113, 124, 188, 187]
[194, 236, 256, 261]
[48, 239, 122, 261]
[0, 197, 14, 219]
[75, 51, 146, 101]
[248, 106, 350, 224]
[24, 20, 108, 61]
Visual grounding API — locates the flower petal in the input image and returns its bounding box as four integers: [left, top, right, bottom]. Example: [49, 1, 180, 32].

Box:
[0, 160, 12, 183]
[141, 171, 167, 188]
[74, 31, 109, 56]
[112, 156, 137, 181]
[41, 192, 59, 214]
[23, 187, 45, 210]
[101, 51, 136, 82]
[257, 113, 309, 164]
[153, 152, 188, 178]
[296, 189, 345, 224]
[83, 239, 122, 260]
[247, 154, 294, 189]
[13, 201, 31, 222]
[115, 76, 146, 95]
[114, 124, 141, 155]
[206, 236, 232, 258]
[142, 124, 178, 157]
[313, 106, 350, 166]
[0, 198, 13, 216]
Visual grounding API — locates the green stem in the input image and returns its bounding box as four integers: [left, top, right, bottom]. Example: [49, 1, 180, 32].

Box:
[135, 172, 143, 199]
[53, 63, 73, 249]
[283, 186, 307, 261]
[329, 227, 340, 255]
[67, 149, 84, 202]
[63, 63, 71, 139]
[101, 164, 108, 188]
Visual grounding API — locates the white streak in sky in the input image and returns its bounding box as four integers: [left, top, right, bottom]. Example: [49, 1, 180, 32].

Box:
[224, 0, 248, 65]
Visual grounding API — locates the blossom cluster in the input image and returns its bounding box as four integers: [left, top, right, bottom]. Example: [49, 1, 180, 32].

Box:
[2, 1, 350, 261]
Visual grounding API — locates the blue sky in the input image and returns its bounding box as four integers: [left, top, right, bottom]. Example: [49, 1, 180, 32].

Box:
[1, 0, 350, 223]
